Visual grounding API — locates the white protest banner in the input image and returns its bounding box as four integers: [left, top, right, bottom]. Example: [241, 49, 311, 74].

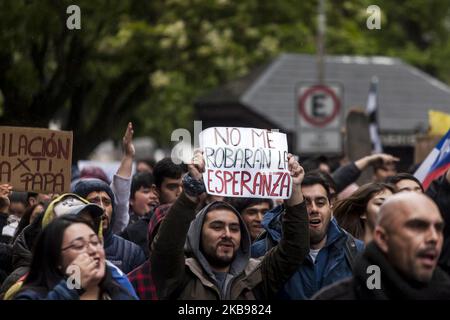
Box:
[199, 127, 292, 199]
[0, 126, 73, 193]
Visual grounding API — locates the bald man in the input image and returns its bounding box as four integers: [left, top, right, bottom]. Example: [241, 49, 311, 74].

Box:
[313, 193, 450, 299]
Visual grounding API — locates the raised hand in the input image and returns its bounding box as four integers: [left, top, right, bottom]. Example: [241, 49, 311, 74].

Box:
[285, 154, 305, 206]
[66, 253, 104, 290]
[122, 122, 135, 159]
[0, 184, 13, 198]
[188, 149, 205, 181]
[287, 153, 305, 186]
[355, 153, 399, 171]
[372, 153, 399, 166]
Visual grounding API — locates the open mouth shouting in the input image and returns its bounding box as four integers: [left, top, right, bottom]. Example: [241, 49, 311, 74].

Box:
[309, 217, 322, 229]
[417, 249, 439, 269]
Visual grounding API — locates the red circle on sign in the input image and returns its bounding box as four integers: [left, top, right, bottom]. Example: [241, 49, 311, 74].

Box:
[298, 85, 341, 127]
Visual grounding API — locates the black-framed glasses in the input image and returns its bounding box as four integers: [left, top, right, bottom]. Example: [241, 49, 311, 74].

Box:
[61, 235, 103, 251]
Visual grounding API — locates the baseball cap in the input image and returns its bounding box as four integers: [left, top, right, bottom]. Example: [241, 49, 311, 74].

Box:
[42, 193, 104, 228]
[53, 195, 104, 218]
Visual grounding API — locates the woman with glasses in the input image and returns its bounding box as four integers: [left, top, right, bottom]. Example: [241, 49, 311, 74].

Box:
[13, 215, 136, 300]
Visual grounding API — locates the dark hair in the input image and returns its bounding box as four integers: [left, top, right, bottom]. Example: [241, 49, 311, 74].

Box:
[21, 215, 94, 291]
[386, 173, 424, 192]
[301, 158, 320, 173]
[130, 172, 155, 200]
[27, 192, 39, 204]
[301, 155, 331, 173]
[136, 159, 155, 168]
[21, 211, 45, 253]
[333, 182, 397, 239]
[227, 198, 273, 214]
[18, 216, 131, 299]
[310, 169, 337, 193]
[203, 202, 245, 238]
[12, 203, 45, 244]
[301, 172, 334, 201]
[8, 191, 27, 205]
[0, 196, 9, 210]
[153, 158, 184, 188]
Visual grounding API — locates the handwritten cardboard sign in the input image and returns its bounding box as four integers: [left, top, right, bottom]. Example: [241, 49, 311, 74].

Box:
[0, 126, 73, 193]
[199, 127, 292, 199]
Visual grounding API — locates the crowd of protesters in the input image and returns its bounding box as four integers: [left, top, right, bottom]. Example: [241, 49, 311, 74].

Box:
[0, 122, 450, 300]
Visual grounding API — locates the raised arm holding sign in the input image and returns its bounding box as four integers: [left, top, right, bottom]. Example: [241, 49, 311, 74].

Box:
[150, 137, 309, 300]
[0, 126, 73, 193]
[199, 127, 293, 199]
[186, 148, 304, 205]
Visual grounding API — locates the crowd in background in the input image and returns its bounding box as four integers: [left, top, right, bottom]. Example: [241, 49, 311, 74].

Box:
[0, 122, 449, 300]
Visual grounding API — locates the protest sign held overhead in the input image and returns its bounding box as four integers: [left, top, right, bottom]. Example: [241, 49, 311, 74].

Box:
[199, 127, 292, 199]
[0, 126, 73, 193]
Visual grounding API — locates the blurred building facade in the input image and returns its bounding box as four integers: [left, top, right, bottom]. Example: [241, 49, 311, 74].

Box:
[195, 54, 450, 171]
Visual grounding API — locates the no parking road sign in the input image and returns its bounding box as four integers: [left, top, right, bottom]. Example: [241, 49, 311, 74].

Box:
[296, 83, 343, 153]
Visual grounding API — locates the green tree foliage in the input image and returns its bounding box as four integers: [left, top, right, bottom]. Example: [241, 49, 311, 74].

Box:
[0, 0, 449, 159]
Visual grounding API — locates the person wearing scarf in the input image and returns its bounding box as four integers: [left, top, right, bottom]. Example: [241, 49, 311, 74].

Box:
[313, 192, 450, 300]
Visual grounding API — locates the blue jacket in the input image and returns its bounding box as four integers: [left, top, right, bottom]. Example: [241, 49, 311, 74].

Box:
[104, 232, 146, 274]
[14, 265, 138, 300]
[71, 178, 146, 274]
[107, 261, 139, 299]
[251, 205, 364, 300]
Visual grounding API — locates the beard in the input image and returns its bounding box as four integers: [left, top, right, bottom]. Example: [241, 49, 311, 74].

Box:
[101, 215, 110, 231]
[309, 216, 330, 246]
[310, 228, 327, 246]
[202, 246, 237, 269]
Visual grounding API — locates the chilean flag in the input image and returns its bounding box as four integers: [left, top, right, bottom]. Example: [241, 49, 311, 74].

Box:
[414, 128, 450, 190]
[366, 76, 383, 153]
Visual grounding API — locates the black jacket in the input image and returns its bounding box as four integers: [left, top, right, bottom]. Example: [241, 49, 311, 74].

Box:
[0, 242, 12, 285]
[151, 192, 310, 300]
[0, 212, 11, 244]
[313, 242, 450, 300]
[427, 174, 450, 239]
[0, 226, 33, 296]
[121, 212, 152, 259]
[104, 232, 146, 274]
[1, 213, 45, 296]
[426, 174, 450, 274]
[331, 162, 361, 193]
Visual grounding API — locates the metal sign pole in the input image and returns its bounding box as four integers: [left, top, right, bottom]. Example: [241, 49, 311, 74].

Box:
[317, 0, 326, 85]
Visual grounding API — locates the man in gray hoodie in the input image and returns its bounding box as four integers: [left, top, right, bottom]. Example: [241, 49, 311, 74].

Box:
[151, 151, 309, 300]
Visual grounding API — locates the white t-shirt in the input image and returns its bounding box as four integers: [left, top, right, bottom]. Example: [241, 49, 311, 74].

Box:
[2, 215, 20, 238]
[309, 248, 320, 263]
